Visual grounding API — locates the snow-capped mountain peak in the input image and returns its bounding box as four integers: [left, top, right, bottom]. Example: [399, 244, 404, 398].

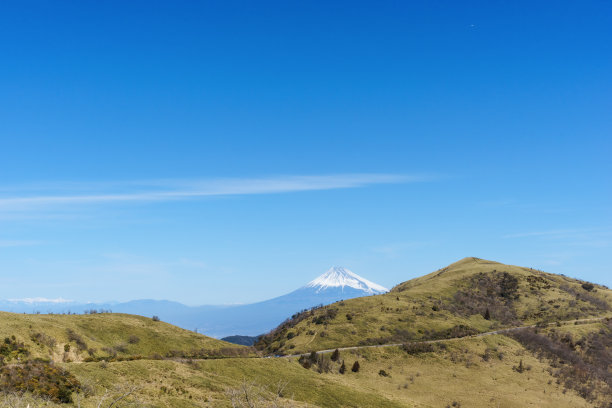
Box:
[305, 266, 388, 295]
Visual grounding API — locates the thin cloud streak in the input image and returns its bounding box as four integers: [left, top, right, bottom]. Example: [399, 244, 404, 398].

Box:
[502, 228, 612, 248]
[0, 174, 432, 210]
[6, 297, 73, 304]
[502, 228, 598, 239]
[0, 240, 42, 247]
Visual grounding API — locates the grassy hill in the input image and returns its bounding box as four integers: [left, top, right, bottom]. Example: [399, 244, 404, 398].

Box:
[0, 311, 249, 363]
[8, 325, 609, 407]
[256, 257, 612, 355]
[63, 329, 605, 407]
[1, 257, 610, 407]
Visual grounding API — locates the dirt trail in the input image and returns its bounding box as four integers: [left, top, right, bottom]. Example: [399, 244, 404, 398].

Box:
[278, 316, 608, 359]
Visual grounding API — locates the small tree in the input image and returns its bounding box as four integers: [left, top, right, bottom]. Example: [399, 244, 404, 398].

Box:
[308, 351, 317, 363]
[331, 348, 340, 362]
[351, 361, 360, 373]
[484, 308, 491, 320]
[339, 360, 346, 374]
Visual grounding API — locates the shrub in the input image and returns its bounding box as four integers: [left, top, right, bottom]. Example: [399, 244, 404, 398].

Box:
[66, 329, 88, 351]
[351, 361, 360, 373]
[581, 283, 594, 292]
[378, 369, 389, 377]
[152, 315, 160, 322]
[312, 307, 338, 325]
[402, 342, 435, 355]
[331, 348, 340, 362]
[428, 325, 478, 340]
[0, 336, 29, 361]
[339, 360, 346, 374]
[316, 355, 331, 373]
[0, 361, 81, 403]
[113, 343, 128, 353]
[128, 335, 140, 344]
[308, 351, 317, 363]
[31, 332, 56, 348]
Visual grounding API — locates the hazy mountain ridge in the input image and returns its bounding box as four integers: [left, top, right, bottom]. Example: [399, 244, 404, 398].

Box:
[0, 267, 387, 338]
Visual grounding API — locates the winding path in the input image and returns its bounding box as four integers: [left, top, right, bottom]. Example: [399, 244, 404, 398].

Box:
[278, 316, 608, 359]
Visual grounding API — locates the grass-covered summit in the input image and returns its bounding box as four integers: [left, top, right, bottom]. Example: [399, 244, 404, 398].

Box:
[0, 311, 248, 363]
[256, 257, 612, 355]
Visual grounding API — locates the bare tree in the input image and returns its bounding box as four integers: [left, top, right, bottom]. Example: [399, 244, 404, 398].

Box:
[226, 380, 295, 408]
[72, 384, 142, 408]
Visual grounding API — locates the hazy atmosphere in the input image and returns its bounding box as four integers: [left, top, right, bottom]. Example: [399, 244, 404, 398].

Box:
[1, 1, 610, 305]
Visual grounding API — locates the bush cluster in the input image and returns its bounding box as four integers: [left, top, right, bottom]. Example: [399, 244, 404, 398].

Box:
[255, 304, 329, 353]
[402, 342, 436, 355]
[0, 336, 29, 361]
[0, 361, 80, 403]
[509, 322, 612, 405]
[442, 271, 521, 325]
[66, 329, 88, 351]
[560, 284, 609, 312]
[30, 332, 56, 349]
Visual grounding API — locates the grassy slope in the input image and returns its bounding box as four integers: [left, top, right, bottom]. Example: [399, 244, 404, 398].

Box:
[0, 311, 243, 362]
[2, 258, 610, 407]
[60, 332, 594, 407]
[67, 358, 403, 408]
[258, 257, 612, 355]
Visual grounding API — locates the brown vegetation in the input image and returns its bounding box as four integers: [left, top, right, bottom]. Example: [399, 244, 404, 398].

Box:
[0, 361, 80, 403]
[508, 319, 612, 407]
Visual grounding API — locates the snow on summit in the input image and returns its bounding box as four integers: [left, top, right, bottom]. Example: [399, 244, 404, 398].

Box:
[305, 266, 388, 294]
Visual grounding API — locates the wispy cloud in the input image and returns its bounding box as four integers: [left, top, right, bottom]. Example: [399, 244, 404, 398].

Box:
[502, 228, 612, 249]
[0, 240, 42, 247]
[502, 228, 601, 239]
[0, 173, 431, 211]
[6, 297, 73, 304]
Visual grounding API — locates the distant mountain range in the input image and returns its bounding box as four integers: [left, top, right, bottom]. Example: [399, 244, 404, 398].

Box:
[0, 266, 387, 339]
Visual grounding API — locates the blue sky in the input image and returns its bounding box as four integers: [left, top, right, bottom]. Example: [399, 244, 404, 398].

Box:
[0, 1, 610, 304]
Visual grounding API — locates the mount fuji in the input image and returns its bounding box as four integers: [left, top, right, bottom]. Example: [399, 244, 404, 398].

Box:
[304, 266, 388, 295]
[209, 266, 388, 340]
[0, 267, 387, 340]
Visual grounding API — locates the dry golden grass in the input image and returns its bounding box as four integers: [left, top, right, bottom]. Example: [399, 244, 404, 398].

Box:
[0, 311, 244, 362]
[259, 258, 612, 355]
